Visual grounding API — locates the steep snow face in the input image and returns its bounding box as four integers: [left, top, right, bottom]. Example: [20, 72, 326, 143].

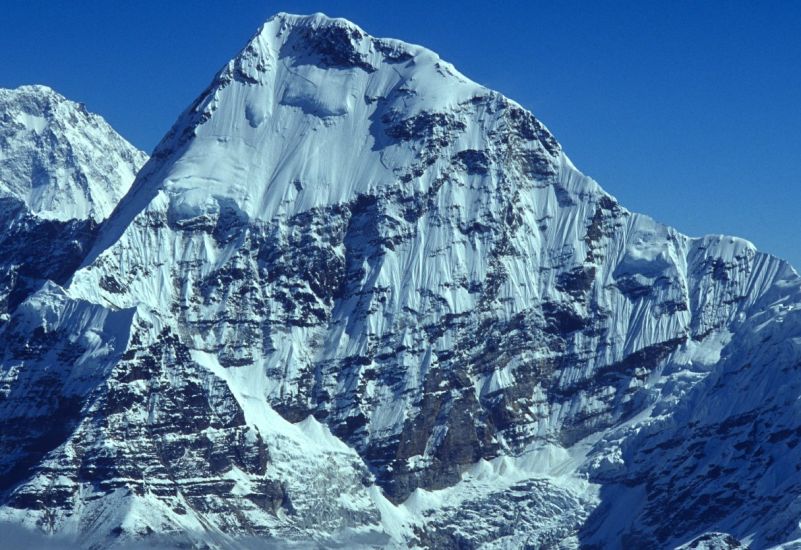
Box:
[0, 85, 147, 222]
[2, 12, 801, 549]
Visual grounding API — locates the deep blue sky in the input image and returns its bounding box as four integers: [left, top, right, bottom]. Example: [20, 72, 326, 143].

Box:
[2, 1, 800, 268]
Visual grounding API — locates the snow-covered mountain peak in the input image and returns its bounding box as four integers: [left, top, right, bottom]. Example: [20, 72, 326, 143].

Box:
[91, 11, 567, 272]
[221, 11, 513, 123]
[239, 12, 431, 80]
[4, 13, 801, 549]
[88, 11, 566, 274]
[0, 84, 147, 222]
[1, 84, 63, 123]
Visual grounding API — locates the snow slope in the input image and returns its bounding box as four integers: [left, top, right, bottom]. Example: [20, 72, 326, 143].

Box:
[1, 13, 800, 549]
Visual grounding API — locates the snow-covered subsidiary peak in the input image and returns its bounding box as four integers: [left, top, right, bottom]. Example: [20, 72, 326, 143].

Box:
[92, 10, 562, 252]
[0, 85, 147, 318]
[4, 12, 801, 549]
[0, 85, 147, 221]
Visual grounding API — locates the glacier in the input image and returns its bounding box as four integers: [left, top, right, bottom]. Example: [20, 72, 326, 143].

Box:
[0, 12, 800, 549]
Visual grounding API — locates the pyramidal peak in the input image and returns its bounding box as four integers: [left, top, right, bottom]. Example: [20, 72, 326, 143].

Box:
[226, 11, 462, 88]
[151, 10, 534, 170]
[89, 10, 569, 270]
[3, 12, 801, 550]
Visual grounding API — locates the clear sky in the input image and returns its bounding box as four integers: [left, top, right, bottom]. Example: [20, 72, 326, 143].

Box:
[2, 1, 800, 269]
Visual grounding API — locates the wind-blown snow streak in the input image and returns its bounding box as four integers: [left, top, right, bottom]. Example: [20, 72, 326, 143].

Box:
[1, 13, 799, 549]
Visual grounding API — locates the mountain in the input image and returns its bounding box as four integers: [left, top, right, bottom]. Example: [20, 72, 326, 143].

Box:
[0, 85, 147, 320]
[0, 85, 146, 222]
[1, 12, 800, 549]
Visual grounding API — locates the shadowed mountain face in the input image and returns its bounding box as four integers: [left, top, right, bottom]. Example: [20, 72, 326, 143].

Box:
[1, 13, 800, 549]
